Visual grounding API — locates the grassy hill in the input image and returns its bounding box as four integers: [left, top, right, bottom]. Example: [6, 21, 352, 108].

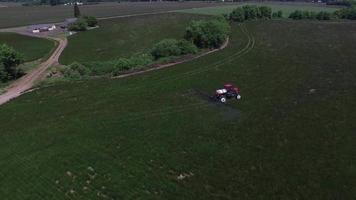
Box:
[0, 20, 355, 199]
[0, 33, 54, 62]
[177, 2, 340, 17]
[59, 13, 209, 65]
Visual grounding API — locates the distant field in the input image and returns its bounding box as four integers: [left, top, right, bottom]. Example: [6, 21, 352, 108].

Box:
[0, 20, 355, 199]
[60, 13, 208, 65]
[177, 2, 340, 17]
[0, 1, 231, 28]
[0, 33, 54, 62]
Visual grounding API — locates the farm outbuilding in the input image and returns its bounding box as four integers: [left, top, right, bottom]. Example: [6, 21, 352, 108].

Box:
[28, 24, 56, 33]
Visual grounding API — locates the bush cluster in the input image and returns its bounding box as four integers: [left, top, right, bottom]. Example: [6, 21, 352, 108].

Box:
[60, 62, 91, 79]
[289, 10, 331, 20]
[335, 6, 356, 19]
[229, 6, 276, 22]
[150, 39, 198, 60]
[68, 19, 88, 31]
[289, 7, 356, 20]
[184, 18, 230, 48]
[112, 53, 153, 75]
[68, 16, 98, 31]
[0, 44, 24, 82]
[63, 18, 230, 78]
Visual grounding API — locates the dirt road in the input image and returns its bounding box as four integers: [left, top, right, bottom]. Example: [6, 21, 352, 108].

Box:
[0, 36, 67, 106]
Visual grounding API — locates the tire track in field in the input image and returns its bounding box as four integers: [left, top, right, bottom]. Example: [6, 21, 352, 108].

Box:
[120, 24, 255, 91]
[96, 24, 255, 126]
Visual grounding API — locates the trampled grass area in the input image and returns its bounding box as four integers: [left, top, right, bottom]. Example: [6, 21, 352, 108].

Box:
[0, 20, 355, 199]
[177, 2, 340, 17]
[59, 13, 209, 65]
[0, 33, 54, 62]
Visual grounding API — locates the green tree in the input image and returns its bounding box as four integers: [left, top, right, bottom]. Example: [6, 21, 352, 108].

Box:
[0, 44, 24, 82]
[289, 10, 303, 20]
[185, 19, 230, 49]
[259, 6, 272, 19]
[68, 19, 88, 31]
[230, 7, 245, 22]
[83, 16, 98, 27]
[74, 3, 81, 18]
[242, 5, 259, 20]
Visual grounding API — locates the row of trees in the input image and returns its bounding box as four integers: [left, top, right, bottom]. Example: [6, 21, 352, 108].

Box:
[228, 5, 282, 22]
[0, 44, 24, 83]
[289, 6, 356, 20]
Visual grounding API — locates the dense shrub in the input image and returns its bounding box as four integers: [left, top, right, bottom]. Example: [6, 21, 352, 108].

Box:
[259, 6, 272, 19]
[83, 16, 98, 27]
[230, 7, 245, 22]
[242, 5, 259, 20]
[112, 54, 153, 76]
[60, 62, 91, 79]
[230, 6, 274, 22]
[289, 10, 303, 20]
[0, 44, 24, 82]
[316, 11, 332, 20]
[177, 39, 199, 55]
[334, 7, 356, 19]
[185, 19, 230, 49]
[68, 19, 88, 31]
[289, 10, 333, 20]
[150, 39, 198, 60]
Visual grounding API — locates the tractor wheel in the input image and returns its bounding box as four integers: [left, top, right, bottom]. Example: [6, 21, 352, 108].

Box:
[236, 95, 241, 100]
[220, 97, 226, 103]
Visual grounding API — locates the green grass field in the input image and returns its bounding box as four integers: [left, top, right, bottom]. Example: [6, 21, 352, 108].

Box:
[177, 2, 340, 17]
[0, 1, 227, 28]
[0, 33, 54, 62]
[59, 13, 208, 65]
[0, 19, 355, 199]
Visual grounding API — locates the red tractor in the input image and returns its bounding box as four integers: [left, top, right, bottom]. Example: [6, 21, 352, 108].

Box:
[214, 84, 241, 103]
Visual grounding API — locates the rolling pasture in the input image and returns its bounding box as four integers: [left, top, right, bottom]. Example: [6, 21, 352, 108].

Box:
[59, 13, 209, 65]
[0, 33, 54, 62]
[0, 19, 355, 199]
[177, 2, 340, 17]
[0, 1, 228, 28]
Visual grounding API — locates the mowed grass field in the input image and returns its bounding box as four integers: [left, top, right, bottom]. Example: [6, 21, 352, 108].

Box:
[0, 1, 228, 28]
[0, 33, 54, 62]
[177, 2, 340, 17]
[59, 13, 209, 65]
[0, 19, 355, 199]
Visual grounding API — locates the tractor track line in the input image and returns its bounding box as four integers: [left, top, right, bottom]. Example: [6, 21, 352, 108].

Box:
[120, 24, 255, 92]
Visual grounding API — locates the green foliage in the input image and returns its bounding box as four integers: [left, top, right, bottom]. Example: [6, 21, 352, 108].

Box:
[272, 10, 283, 18]
[259, 6, 272, 19]
[289, 10, 334, 20]
[334, 7, 356, 19]
[112, 54, 153, 76]
[289, 10, 303, 20]
[231, 6, 273, 22]
[230, 7, 245, 22]
[242, 5, 259, 20]
[83, 16, 98, 27]
[316, 11, 332, 20]
[0, 44, 24, 82]
[68, 19, 88, 31]
[60, 62, 91, 79]
[150, 39, 198, 60]
[185, 19, 230, 49]
[74, 3, 81, 18]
